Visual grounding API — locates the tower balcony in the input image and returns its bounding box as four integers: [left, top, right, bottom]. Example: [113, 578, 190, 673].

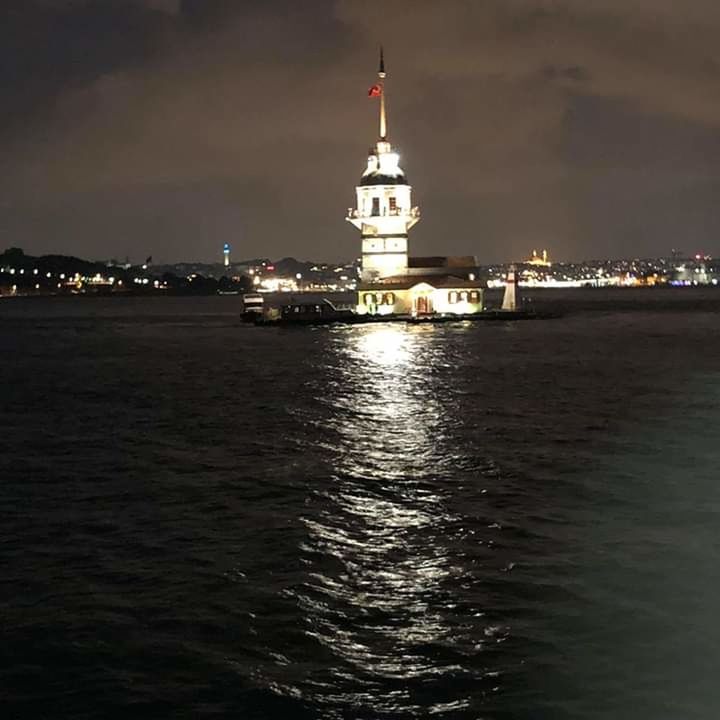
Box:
[346, 206, 420, 220]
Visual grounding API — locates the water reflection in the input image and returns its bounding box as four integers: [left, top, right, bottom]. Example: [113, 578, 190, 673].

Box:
[293, 325, 488, 717]
[353, 325, 412, 367]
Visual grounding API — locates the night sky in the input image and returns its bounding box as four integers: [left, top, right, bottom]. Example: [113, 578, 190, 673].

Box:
[2, 0, 720, 263]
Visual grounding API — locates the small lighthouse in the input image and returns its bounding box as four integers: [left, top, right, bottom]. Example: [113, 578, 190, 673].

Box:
[502, 265, 520, 311]
[223, 242, 230, 268]
[346, 48, 420, 284]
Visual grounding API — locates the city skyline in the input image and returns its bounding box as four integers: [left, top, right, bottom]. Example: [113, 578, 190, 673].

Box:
[2, 1, 720, 263]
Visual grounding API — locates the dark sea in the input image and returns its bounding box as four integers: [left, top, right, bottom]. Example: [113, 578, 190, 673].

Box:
[3, 288, 720, 719]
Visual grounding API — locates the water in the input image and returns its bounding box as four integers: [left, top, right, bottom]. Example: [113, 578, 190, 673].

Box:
[2, 291, 720, 719]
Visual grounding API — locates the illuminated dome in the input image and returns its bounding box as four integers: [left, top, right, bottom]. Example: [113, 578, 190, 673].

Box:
[359, 143, 408, 186]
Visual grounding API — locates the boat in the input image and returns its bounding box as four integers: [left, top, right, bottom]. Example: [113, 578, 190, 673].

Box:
[279, 299, 356, 324]
[241, 293, 265, 321]
[255, 299, 357, 325]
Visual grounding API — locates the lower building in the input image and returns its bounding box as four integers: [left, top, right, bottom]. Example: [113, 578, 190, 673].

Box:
[357, 256, 484, 316]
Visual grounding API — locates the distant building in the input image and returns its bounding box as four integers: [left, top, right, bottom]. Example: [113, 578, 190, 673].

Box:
[671, 256, 718, 286]
[527, 249, 551, 267]
[346, 50, 484, 315]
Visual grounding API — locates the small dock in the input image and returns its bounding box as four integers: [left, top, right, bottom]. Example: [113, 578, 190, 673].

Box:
[253, 309, 560, 327]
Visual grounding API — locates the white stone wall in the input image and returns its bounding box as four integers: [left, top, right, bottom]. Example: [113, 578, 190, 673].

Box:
[357, 287, 484, 315]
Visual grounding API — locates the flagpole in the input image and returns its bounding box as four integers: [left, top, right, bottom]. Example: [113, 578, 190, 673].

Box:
[378, 46, 387, 140]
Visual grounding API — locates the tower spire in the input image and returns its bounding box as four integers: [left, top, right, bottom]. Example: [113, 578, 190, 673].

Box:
[378, 46, 387, 140]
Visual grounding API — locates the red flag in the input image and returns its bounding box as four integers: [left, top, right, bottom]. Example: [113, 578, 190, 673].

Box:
[368, 84, 382, 97]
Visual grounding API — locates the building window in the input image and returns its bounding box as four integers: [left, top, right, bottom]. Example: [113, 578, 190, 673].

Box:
[371, 198, 380, 216]
[389, 197, 397, 214]
[459, 291, 468, 302]
[363, 293, 376, 306]
[382, 292, 395, 305]
[469, 290, 480, 304]
[448, 291, 458, 304]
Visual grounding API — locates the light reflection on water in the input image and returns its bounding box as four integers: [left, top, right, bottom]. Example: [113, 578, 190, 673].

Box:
[290, 325, 495, 717]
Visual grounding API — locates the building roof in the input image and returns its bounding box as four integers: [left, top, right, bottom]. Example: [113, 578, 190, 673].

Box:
[359, 142, 408, 187]
[359, 171, 408, 186]
[359, 274, 486, 290]
[408, 255, 478, 268]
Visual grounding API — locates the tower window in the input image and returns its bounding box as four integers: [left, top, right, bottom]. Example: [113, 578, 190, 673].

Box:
[389, 197, 397, 214]
[371, 198, 380, 216]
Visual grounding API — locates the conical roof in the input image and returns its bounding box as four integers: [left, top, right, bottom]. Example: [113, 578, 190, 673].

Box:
[359, 144, 408, 186]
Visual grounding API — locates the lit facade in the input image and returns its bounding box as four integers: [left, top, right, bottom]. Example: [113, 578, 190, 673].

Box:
[346, 141, 419, 282]
[359, 281, 483, 316]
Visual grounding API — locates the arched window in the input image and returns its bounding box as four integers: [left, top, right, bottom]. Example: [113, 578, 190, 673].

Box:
[363, 293, 376, 306]
[448, 291, 458, 304]
[382, 292, 395, 305]
[459, 291, 468, 302]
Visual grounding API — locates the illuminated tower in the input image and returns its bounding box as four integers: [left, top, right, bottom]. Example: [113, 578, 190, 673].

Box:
[346, 49, 420, 283]
[223, 242, 230, 268]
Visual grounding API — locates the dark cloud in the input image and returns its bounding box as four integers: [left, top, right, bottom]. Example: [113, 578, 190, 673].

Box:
[1, 0, 720, 262]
